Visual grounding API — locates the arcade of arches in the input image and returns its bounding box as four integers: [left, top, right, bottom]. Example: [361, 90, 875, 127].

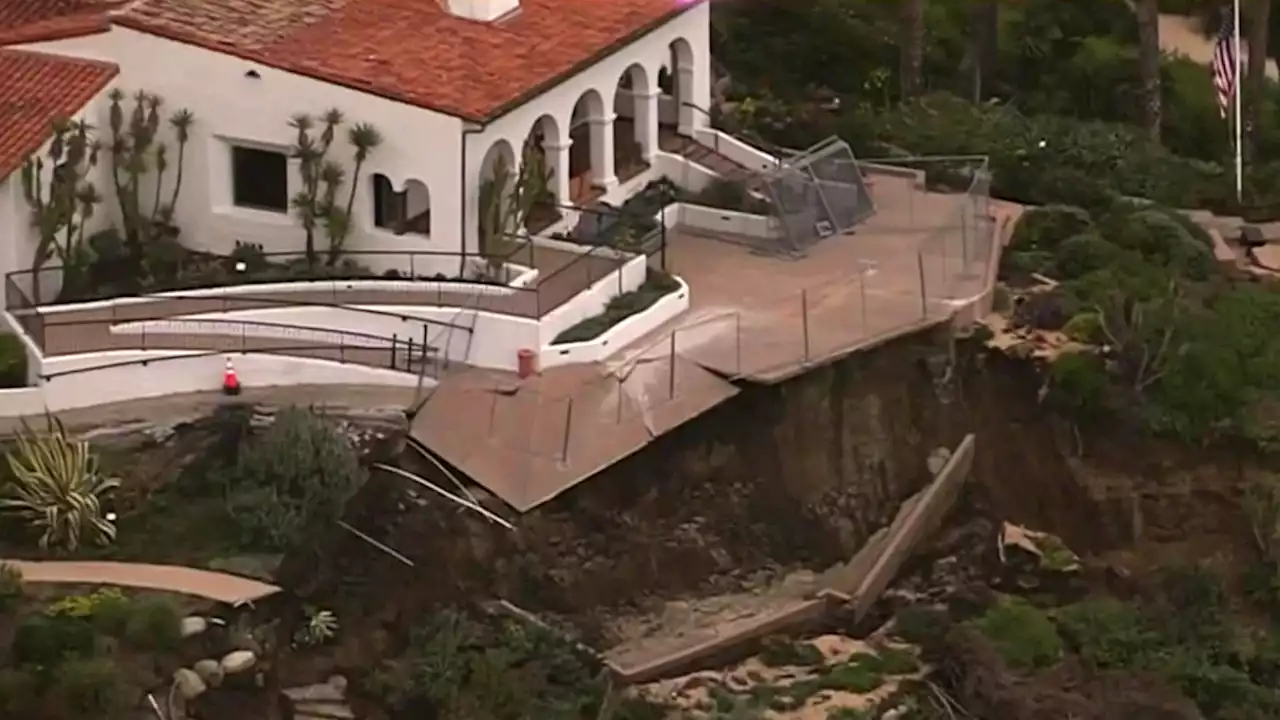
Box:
[485, 37, 698, 233]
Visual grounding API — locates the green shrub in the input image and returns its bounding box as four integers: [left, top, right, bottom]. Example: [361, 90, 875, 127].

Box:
[122, 596, 181, 651]
[891, 604, 951, 646]
[1053, 233, 1120, 280]
[1009, 205, 1094, 256]
[1108, 208, 1215, 280]
[0, 668, 39, 717]
[869, 646, 919, 675]
[1061, 312, 1103, 344]
[56, 656, 131, 715]
[967, 596, 1063, 672]
[1054, 598, 1159, 669]
[759, 637, 824, 667]
[822, 656, 884, 693]
[0, 334, 26, 388]
[225, 407, 365, 552]
[1047, 351, 1111, 418]
[12, 612, 96, 667]
[552, 270, 681, 344]
[0, 562, 23, 612]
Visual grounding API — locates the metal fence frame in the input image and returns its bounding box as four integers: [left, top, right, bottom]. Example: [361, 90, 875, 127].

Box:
[758, 136, 878, 256]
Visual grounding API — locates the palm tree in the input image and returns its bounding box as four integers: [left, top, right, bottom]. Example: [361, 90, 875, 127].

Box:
[1137, 0, 1163, 141]
[900, 0, 925, 99]
[0, 416, 120, 552]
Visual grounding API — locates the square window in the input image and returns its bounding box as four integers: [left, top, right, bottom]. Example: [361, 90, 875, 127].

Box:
[231, 145, 288, 212]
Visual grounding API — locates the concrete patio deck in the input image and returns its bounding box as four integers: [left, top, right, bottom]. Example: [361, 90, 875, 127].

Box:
[409, 166, 1018, 513]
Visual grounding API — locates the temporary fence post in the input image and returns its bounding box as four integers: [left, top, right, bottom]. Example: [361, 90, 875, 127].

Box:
[668, 330, 677, 398]
[560, 398, 573, 462]
[391, 333, 399, 370]
[859, 271, 869, 333]
[339, 337, 346, 363]
[734, 312, 742, 375]
[410, 254, 416, 278]
[488, 391, 499, 437]
[917, 251, 928, 319]
[413, 324, 429, 402]
[801, 289, 811, 362]
[616, 376, 624, 423]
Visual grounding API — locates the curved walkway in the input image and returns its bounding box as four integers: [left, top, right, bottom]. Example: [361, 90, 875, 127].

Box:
[1, 559, 282, 604]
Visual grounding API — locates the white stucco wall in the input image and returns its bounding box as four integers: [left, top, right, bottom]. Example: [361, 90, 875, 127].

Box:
[463, 1, 712, 250]
[0, 93, 118, 309]
[16, 1, 714, 277]
[0, 176, 20, 308]
[19, 28, 465, 274]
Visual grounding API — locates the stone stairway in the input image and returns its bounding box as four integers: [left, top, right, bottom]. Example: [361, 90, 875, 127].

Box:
[658, 128, 762, 188]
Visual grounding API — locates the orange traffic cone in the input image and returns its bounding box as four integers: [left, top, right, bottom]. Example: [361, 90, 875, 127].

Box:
[222, 357, 241, 396]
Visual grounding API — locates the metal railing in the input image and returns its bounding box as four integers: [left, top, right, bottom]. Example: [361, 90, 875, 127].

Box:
[3, 226, 651, 354]
[39, 339, 444, 383]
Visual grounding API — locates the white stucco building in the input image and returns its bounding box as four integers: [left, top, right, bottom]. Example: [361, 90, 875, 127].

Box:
[0, 0, 715, 282]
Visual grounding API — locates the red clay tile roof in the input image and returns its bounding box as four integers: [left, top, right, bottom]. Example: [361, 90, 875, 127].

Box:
[0, 0, 121, 45]
[0, 49, 118, 179]
[113, 0, 700, 121]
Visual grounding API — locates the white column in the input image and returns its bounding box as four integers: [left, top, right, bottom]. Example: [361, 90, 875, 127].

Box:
[633, 89, 659, 162]
[543, 137, 572, 204]
[676, 67, 696, 135]
[589, 112, 617, 189]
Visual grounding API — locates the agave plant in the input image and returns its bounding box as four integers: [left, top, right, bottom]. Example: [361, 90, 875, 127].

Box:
[0, 416, 120, 552]
[294, 606, 339, 647]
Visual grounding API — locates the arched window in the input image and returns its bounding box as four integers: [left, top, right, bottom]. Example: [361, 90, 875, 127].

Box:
[372, 175, 431, 236]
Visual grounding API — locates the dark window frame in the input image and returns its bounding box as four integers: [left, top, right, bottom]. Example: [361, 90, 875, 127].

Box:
[231, 145, 289, 213]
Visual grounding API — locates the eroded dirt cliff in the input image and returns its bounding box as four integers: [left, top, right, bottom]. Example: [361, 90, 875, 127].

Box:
[302, 321, 1261, 659]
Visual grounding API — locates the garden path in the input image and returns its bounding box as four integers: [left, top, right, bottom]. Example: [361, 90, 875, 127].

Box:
[0, 558, 281, 604]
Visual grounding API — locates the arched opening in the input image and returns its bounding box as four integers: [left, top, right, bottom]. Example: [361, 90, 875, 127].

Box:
[477, 139, 517, 263]
[372, 174, 431, 236]
[612, 63, 655, 180]
[568, 88, 611, 202]
[663, 38, 696, 135]
[524, 114, 563, 233]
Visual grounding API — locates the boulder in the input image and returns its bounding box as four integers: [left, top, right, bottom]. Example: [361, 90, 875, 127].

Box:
[220, 649, 257, 674]
[193, 658, 225, 687]
[180, 616, 209, 638]
[173, 668, 207, 700]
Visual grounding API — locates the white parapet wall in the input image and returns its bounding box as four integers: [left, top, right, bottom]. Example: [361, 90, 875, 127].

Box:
[659, 203, 780, 239]
[692, 128, 782, 173]
[541, 277, 691, 367]
[538, 253, 649, 346]
[0, 350, 426, 418]
[109, 304, 542, 373]
[652, 151, 719, 193]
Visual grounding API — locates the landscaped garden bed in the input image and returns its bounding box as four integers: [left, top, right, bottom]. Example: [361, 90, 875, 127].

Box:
[0, 333, 27, 389]
[0, 566, 295, 720]
[551, 268, 682, 344]
[37, 233, 527, 307]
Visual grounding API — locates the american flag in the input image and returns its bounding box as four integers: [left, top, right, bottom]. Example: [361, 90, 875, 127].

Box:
[1213, 6, 1239, 118]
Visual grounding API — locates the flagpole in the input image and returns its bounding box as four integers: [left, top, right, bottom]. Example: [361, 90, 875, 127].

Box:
[1234, 0, 1244, 203]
